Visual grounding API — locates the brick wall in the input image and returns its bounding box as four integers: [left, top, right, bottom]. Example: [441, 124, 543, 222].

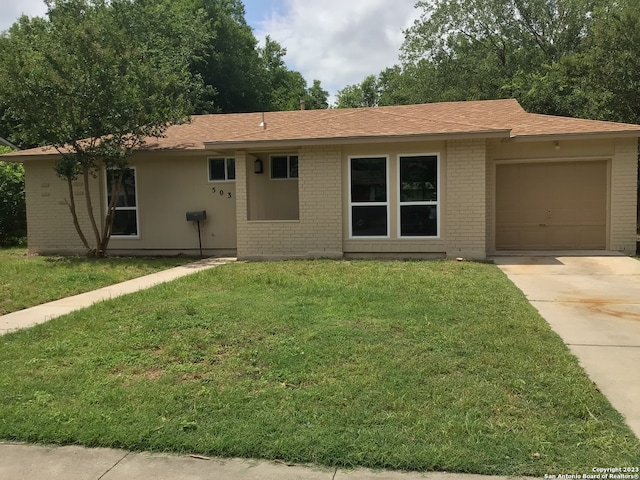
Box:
[236, 146, 343, 260]
[445, 139, 487, 259]
[610, 138, 638, 253]
[25, 160, 101, 255]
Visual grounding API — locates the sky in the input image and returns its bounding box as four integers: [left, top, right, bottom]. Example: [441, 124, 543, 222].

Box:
[0, 0, 420, 104]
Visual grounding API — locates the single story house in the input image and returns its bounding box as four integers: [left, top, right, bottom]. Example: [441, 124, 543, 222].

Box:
[3, 99, 640, 260]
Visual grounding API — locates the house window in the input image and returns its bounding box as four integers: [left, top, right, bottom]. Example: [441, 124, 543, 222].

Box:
[271, 155, 298, 179]
[350, 156, 388, 237]
[106, 168, 138, 237]
[399, 154, 438, 237]
[209, 157, 235, 181]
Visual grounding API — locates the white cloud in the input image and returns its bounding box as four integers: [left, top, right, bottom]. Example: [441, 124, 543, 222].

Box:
[0, 0, 48, 32]
[0, 0, 421, 105]
[254, 0, 419, 104]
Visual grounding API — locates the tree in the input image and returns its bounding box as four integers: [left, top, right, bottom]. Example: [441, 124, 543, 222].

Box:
[335, 75, 380, 108]
[575, 0, 640, 124]
[189, 0, 265, 113]
[304, 80, 329, 110]
[0, 0, 204, 256]
[0, 147, 26, 247]
[258, 36, 328, 111]
[389, 0, 604, 108]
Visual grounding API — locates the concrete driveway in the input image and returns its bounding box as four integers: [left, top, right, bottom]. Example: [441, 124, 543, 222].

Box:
[493, 254, 640, 439]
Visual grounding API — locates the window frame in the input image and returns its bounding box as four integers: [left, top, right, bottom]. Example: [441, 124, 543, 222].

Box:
[270, 154, 299, 180]
[208, 157, 236, 182]
[348, 155, 390, 239]
[105, 166, 140, 239]
[397, 153, 440, 239]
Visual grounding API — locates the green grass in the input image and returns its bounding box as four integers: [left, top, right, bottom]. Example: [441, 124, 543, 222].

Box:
[0, 260, 638, 475]
[0, 248, 188, 315]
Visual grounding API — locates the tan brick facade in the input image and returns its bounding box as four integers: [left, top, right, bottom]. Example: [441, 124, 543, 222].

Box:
[16, 135, 639, 260]
[25, 160, 102, 255]
[610, 138, 638, 254]
[445, 139, 487, 259]
[236, 146, 343, 260]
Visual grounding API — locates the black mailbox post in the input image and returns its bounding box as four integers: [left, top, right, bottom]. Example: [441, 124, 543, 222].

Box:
[186, 210, 207, 257]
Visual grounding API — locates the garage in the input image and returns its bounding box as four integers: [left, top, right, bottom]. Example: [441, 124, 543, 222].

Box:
[496, 161, 607, 250]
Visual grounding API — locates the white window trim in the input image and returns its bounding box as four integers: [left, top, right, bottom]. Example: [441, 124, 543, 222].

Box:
[397, 153, 440, 239]
[348, 155, 390, 239]
[104, 166, 140, 239]
[269, 154, 298, 180]
[208, 157, 236, 183]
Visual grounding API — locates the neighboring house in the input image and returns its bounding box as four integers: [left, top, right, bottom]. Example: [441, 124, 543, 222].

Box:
[2, 99, 640, 260]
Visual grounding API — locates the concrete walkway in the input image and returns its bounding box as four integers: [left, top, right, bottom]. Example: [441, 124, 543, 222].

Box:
[494, 254, 640, 439]
[0, 442, 533, 480]
[0, 257, 236, 335]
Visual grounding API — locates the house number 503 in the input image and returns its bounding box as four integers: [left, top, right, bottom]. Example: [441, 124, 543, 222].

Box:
[211, 186, 232, 199]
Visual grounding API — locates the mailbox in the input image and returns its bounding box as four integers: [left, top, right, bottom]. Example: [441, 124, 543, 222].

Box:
[186, 210, 206, 222]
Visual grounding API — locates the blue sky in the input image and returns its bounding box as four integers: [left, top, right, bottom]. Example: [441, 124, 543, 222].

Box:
[0, 0, 419, 104]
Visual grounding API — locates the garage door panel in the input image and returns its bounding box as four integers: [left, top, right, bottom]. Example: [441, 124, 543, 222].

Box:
[496, 161, 607, 250]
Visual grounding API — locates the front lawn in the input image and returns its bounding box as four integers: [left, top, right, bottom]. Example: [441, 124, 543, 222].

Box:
[0, 260, 637, 475]
[0, 248, 188, 315]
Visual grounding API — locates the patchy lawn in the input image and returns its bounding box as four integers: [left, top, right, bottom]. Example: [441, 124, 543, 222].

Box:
[0, 248, 188, 315]
[0, 260, 638, 475]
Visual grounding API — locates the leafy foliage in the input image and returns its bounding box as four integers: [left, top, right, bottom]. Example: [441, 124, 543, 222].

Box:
[340, 0, 640, 126]
[258, 36, 328, 111]
[335, 75, 379, 108]
[0, 148, 26, 246]
[0, 0, 205, 256]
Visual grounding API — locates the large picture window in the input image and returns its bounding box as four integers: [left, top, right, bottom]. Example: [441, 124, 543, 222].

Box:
[350, 156, 388, 237]
[399, 155, 438, 237]
[106, 168, 138, 237]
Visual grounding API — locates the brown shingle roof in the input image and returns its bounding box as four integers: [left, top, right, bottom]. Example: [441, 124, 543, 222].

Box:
[4, 99, 640, 158]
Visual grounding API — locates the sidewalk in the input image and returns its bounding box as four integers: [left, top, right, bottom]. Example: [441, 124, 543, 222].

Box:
[0, 257, 235, 335]
[0, 442, 530, 480]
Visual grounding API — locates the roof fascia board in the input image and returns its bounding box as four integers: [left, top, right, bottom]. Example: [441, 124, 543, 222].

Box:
[1, 147, 211, 162]
[203, 130, 512, 150]
[508, 131, 640, 142]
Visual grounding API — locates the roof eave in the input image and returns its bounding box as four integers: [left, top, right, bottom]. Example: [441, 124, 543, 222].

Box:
[508, 131, 640, 142]
[203, 130, 512, 151]
[0, 152, 59, 162]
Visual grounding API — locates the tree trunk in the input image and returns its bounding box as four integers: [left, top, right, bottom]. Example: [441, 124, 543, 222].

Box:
[98, 169, 125, 256]
[82, 166, 103, 256]
[64, 176, 91, 252]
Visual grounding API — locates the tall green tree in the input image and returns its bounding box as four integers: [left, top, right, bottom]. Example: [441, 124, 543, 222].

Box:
[389, 0, 604, 109]
[575, 0, 640, 124]
[258, 36, 327, 111]
[0, 0, 205, 256]
[188, 0, 264, 113]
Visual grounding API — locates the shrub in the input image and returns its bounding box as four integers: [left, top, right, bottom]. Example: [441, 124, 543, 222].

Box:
[0, 154, 27, 246]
